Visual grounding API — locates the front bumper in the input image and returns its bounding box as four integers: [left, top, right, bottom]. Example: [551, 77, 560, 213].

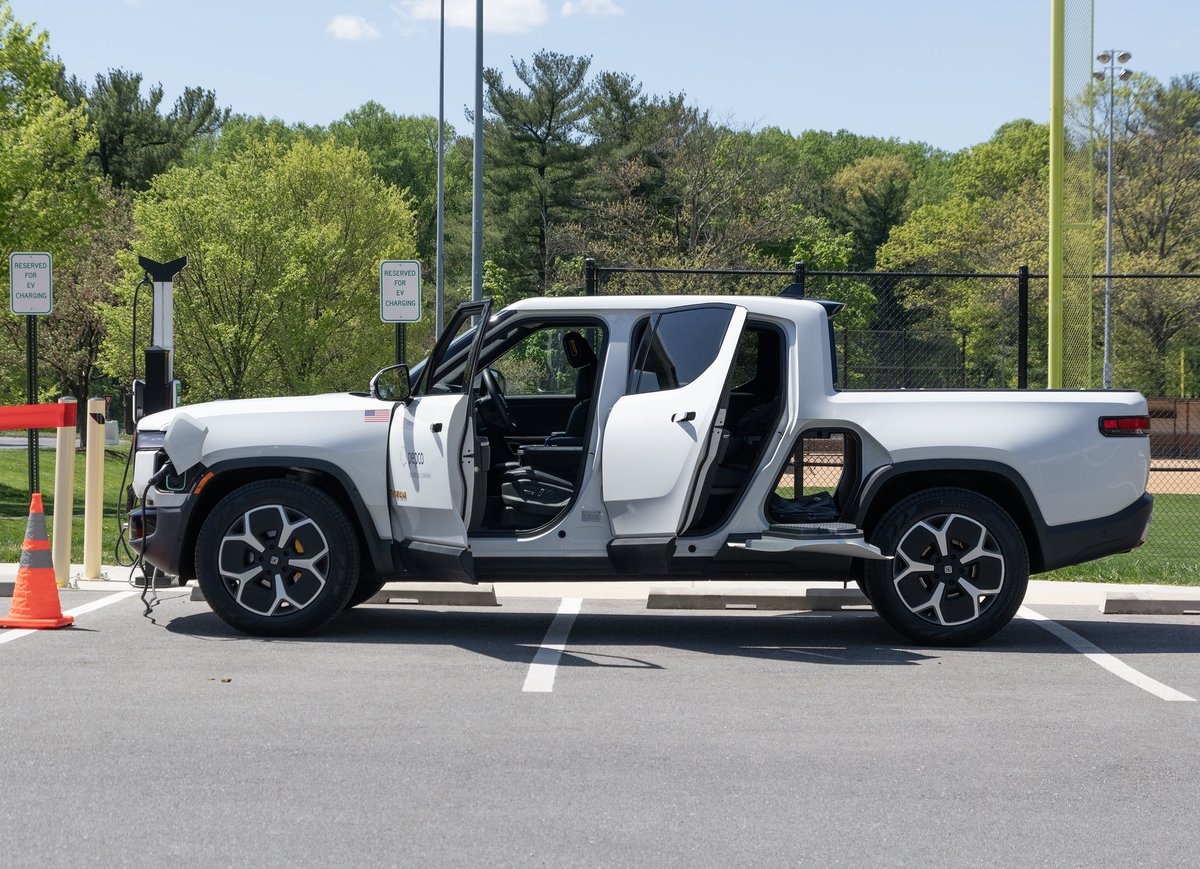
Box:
[1036, 492, 1153, 572]
[129, 494, 197, 578]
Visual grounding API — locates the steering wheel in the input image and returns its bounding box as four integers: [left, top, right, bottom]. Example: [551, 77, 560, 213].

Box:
[478, 368, 516, 433]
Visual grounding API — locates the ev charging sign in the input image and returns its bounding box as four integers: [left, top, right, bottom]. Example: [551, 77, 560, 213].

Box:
[380, 260, 422, 323]
[9, 252, 52, 315]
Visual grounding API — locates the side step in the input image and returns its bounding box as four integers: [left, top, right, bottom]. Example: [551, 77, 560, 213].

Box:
[191, 582, 499, 607]
[726, 524, 890, 561]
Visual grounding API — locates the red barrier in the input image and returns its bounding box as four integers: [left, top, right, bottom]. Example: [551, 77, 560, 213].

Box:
[0, 403, 78, 429]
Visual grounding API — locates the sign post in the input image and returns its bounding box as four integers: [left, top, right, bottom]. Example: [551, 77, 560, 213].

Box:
[10, 252, 53, 495]
[380, 260, 422, 365]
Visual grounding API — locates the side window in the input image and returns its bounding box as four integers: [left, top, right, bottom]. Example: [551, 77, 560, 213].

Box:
[487, 326, 603, 397]
[423, 317, 478, 393]
[629, 307, 734, 394]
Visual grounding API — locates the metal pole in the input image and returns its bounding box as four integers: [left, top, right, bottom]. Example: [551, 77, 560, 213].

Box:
[470, 0, 483, 302]
[1047, 0, 1065, 388]
[26, 317, 39, 495]
[435, 0, 446, 335]
[794, 261, 806, 297]
[1017, 265, 1029, 389]
[585, 258, 596, 296]
[395, 323, 404, 366]
[1103, 55, 1116, 389]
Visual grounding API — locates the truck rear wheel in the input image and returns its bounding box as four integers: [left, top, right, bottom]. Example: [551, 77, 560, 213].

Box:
[195, 480, 360, 636]
[865, 488, 1027, 646]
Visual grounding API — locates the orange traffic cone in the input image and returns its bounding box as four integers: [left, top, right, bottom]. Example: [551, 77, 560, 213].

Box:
[0, 494, 73, 629]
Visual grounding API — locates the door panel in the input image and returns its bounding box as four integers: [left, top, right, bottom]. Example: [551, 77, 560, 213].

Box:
[602, 305, 747, 538]
[386, 299, 491, 578]
[388, 393, 472, 545]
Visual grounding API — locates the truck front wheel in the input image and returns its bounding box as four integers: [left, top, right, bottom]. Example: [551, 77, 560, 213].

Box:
[865, 488, 1028, 646]
[195, 480, 360, 636]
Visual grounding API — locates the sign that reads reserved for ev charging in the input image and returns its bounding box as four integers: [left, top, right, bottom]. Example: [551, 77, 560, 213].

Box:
[9, 252, 53, 315]
[380, 260, 421, 323]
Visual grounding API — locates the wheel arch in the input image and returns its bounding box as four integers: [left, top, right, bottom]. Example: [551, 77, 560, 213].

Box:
[178, 458, 393, 581]
[852, 460, 1048, 572]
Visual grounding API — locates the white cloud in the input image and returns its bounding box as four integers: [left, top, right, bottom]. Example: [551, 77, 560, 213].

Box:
[326, 14, 382, 41]
[561, 0, 622, 17]
[392, 0, 548, 35]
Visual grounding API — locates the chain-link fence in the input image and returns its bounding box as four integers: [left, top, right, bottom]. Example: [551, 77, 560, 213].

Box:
[584, 261, 1200, 579]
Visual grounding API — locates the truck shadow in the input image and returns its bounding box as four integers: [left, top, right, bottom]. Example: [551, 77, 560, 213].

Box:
[163, 604, 1200, 667]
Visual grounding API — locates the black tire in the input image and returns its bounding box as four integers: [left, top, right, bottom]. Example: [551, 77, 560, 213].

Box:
[345, 567, 388, 609]
[195, 480, 360, 637]
[864, 488, 1028, 646]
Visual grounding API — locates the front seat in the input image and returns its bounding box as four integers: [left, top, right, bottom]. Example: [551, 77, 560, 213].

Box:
[545, 331, 597, 448]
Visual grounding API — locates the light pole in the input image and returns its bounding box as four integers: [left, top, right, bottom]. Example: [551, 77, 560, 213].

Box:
[1094, 50, 1133, 389]
[435, 0, 445, 336]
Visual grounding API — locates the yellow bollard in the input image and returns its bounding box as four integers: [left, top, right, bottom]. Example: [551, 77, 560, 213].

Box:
[82, 397, 106, 580]
[51, 396, 76, 588]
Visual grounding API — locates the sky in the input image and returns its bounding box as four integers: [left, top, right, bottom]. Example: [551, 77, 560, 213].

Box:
[12, 0, 1200, 152]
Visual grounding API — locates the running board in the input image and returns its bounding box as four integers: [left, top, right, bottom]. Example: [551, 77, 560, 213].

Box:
[727, 526, 890, 561]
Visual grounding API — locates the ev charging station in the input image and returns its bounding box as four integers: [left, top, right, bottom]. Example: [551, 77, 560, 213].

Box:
[133, 255, 187, 422]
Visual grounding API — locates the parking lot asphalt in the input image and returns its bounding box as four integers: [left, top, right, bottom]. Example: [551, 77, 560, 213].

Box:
[2, 579, 1199, 868]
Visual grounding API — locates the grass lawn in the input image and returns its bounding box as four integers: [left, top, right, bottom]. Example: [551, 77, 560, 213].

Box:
[0, 439, 134, 566]
[1040, 492, 1199, 585]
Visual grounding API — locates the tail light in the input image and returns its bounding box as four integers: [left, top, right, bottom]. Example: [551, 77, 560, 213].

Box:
[1099, 416, 1150, 436]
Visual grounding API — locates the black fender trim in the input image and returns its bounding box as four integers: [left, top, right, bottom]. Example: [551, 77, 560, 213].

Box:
[200, 457, 396, 575]
[607, 536, 677, 574]
[851, 459, 1045, 526]
[398, 540, 474, 582]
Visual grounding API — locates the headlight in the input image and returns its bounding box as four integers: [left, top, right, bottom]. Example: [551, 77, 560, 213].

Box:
[136, 430, 166, 450]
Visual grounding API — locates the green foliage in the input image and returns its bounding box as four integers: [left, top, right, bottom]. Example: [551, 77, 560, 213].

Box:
[330, 103, 451, 265]
[102, 137, 418, 401]
[0, 2, 104, 404]
[60, 68, 229, 190]
[484, 51, 594, 296]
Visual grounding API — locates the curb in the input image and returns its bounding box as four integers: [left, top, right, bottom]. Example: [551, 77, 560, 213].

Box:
[189, 582, 499, 607]
[1100, 592, 1200, 615]
[647, 587, 871, 611]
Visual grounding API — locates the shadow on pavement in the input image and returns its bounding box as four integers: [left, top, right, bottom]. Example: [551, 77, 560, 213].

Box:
[163, 606, 952, 668]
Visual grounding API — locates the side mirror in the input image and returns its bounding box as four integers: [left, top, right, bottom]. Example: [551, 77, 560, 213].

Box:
[370, 364, 412, 402]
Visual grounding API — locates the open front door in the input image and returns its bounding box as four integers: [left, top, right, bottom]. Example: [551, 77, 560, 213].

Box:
[602, 304, 747, 572]
[387, 300, 492, 580]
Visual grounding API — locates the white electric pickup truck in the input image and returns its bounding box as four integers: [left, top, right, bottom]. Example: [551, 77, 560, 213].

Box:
[130, 292, 1152, 644]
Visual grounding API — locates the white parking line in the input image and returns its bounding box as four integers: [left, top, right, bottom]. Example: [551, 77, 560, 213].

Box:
[523, 597, 582, 693]
[1019, 606, 1196, 702]
[0, 591, 139, 646]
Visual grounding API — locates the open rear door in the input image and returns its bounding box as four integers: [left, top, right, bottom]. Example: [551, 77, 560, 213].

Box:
[387, 300, 491, 580]
[602, 304, 747, 572]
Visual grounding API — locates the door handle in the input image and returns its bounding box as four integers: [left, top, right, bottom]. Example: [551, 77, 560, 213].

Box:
[671, 411, 696, 423]
[431, 422, 443, 433]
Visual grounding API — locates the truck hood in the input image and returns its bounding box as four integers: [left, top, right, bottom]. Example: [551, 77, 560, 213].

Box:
[138, 392, 394, 473]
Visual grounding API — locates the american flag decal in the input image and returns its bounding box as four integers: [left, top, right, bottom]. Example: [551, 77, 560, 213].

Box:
[363, 409, 390, 423]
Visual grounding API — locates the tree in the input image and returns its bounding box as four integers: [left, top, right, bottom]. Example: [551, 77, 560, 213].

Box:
[0, 2, 103, 403]
[484, 51, 594, 296]
[38, 190, 133, 425]
[59, 68, 229, 191]
[831, 154, 914, 269]
[329, 103, 452, 266]
[103, 138, 418, 401]
[1098, 74, 1200, 393]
